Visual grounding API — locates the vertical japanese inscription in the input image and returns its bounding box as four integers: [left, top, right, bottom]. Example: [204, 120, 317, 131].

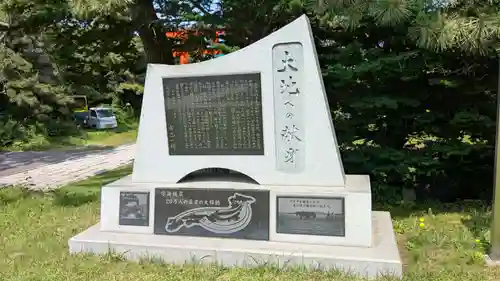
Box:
[163, 73, 264, 155]
[272, 43, 305, 173]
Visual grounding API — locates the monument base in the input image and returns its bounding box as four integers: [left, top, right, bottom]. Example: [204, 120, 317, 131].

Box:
[68, 211, 402, 279]
[485, 254, 500, 266]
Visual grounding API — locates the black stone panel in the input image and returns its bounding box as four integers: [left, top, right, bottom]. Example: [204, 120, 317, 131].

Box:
[154, 188, 269, 240]
[276, 196, 345, 237]
[163, 73, 264, 155]
[119, 191, 150, 226]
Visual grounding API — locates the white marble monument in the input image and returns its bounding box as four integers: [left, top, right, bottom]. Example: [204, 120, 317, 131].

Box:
[68, 15, 403, 279]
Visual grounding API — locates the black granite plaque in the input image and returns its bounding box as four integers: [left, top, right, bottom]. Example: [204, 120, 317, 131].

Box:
[119, 191, 150, 226]
[163, 73, 264, 155]
[154, 188, 269, 240]
[276, 196, 345, 237]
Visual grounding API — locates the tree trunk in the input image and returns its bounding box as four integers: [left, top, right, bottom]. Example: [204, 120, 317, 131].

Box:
[129, 0, 174, 64]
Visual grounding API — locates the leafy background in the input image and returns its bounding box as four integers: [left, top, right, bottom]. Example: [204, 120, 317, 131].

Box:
[1, 0, 500, 203]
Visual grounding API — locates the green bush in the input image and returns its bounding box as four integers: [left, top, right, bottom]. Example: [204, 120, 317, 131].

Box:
[315, 23, 497, 203]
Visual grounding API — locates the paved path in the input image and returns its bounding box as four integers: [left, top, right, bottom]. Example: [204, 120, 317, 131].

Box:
[0, 144, 135, 190]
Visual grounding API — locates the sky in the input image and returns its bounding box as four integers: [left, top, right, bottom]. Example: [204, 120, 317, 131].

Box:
[156, 0, 221, 25]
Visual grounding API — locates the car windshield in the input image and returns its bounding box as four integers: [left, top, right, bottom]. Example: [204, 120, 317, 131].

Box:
[96, 109, 114, 118]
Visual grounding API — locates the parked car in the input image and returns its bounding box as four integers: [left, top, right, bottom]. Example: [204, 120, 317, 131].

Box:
[73, 107, 118, 129]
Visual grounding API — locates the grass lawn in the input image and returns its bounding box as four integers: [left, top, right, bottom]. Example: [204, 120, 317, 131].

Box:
[3, 124, 138, 152]
[1, 167, 500, 281]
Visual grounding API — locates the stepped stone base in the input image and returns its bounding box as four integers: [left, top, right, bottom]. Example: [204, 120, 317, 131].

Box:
[68, 211, 402, 279]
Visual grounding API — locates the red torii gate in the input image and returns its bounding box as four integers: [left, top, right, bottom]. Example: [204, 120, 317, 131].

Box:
[165, 30, 224, 64]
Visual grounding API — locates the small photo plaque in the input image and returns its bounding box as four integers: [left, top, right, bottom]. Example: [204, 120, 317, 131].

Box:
[119, 191, 150, 226]
[276, 196, 345, 237]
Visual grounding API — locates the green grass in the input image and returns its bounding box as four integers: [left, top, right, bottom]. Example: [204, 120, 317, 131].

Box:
[4, 124, 138, 152]
[1, 167, 499, 281]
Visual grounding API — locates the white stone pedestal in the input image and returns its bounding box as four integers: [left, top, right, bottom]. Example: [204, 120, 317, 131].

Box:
[69, 212, 401, 279]
[68, 14, 403, 279]
[68, 175, 403, 279]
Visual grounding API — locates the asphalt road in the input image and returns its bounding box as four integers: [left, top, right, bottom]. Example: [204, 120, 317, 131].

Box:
[0, 149, 109, 177]
[0, 144, 135, 190]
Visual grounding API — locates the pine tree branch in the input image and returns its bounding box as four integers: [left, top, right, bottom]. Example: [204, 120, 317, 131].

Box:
[0, 21, 9, 30]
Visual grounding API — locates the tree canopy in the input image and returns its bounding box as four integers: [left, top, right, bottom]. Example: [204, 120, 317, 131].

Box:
[0, 0, 499, 202]
[305, 0, 500, 54]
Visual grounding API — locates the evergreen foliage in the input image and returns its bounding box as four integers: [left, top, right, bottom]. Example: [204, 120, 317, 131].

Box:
[1, 0, 499, 201]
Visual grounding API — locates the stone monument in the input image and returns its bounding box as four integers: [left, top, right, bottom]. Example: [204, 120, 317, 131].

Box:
[68, 15, 403, 279]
